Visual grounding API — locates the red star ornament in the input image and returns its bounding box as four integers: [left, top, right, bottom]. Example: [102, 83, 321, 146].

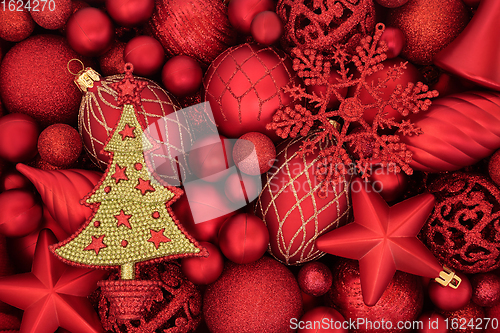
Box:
[118, 124, 136, 140]
[0, 229, 107, 333]
[316, 177, 443, 306]
[111, 164, 128, 183]
[115, 210, 132, 229]
[148, 228, 170, 249]
[135, 178, 155, 195]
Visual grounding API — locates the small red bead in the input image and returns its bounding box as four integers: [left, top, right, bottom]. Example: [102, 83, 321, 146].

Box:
[94, 221, 100, 227]
[152, 211, 160, 219]
[104, 186, 111, 193]
[121, 240, 128, 247]
[135, 163, 143, 171]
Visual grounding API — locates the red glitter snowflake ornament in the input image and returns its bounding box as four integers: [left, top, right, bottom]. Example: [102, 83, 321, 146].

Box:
[267, 23, 438, 198]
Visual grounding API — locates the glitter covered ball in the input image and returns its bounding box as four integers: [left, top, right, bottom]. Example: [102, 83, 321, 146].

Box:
[37, 124, 82, 168]
[470, 273, 500, 307]
[440, 302, 485, 333]
[488, 149, 500, 187]
[233, 132, 276, 175]
[0, 7, 35, 42]
[376, 0, 408, 8]
[416, 312, 448, 333]
[203, 257, 302, 333]
[98, 41, 126, 76]
[298, 307, 347, 333]
[30, 0, 72, 30]
[297, 262, 333, 297]
[204, 43, 299, 140]
[0, 35, 89, 126]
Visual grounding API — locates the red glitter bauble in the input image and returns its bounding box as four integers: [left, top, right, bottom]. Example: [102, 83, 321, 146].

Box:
[306, 71, 349, 110]
[255, 132, 351, 265]
[218, 213, 269, 264]
[470, 273, 500, 307]
[181, 242, 224, 285]
[188, 135, 234, 183]
[277, 0, 376, 54]
[203, 257, 302, 333]
[416, 312, 448, 333]
[376, 0, 408, 8]
[379, 26, 405, 59]
[37, 124, 82, 168]
[0, 114, 39, 163]
[325, 259, 424, 333]
[148, 0, 238, 67]
[488, 149, 500, 187]
[0, 168, 31, 192]
[162, 55, 203, 97]
[250, 11, 284, 46]
[124, 36, 165, 76]
[298, 306, 347, 333]
[0, 189, 42, 238]
[429, 272, 472, 312]
[228, 0, 275, 34]
[297, 261, 333, 297]
[0, 35, 89, 126]
[440, 302, 486, 333]
[224, 172, 261, 205]
[106, 0, 154, 27]
[485, 305, 500, 333]
[369, 164, 408, 202]
[0, 7, 34, 42]
[233, 132, 276, 175]
[424, 172, 500, 273]
[204, 43, 299, 140]
[386, 0, 469, 65]
[99, 41, 126, 76]
[66, 7, 114, 57]
[31, 0, 72, 30]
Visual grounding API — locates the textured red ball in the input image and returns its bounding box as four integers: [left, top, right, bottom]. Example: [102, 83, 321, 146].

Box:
[297, 306, 347, 333]
[66, 7, 114, 57]
[204, 43, 299, 139]
[99, 41, 126, 76]
[0, 7, 34, 42]
[233, 132, 276, 175]
[218, 213, 269, 264]
[228, 0, 274, 34]
[188, 135, 234, 183]
[485, 305, 500, 333]
[306, 71, 348, 109]
[162, 55, 203, 97]
[0, 189, 42, 237]
[376, 0, 408, 8]
[250, 11, 283, 46]
[0, 114, 39, 163]
[429, 272, 472, 312]
[203, 257, 302, 333]
[298, 262, 333, 297]
[369, 165, 408, 202]
[440, 302, 485, 333]
[470, 273, 500, 307]
[38, 124, 82, 167]
[124, 36, 164, 76]
[0, 168, 31, 192]
[31, 0, 72, 30]
[181, 242, 223, 285]
[380, 26, 405, 59]
[488, 149, 500, 187]
[106, 0, 154, 27]
[224, 172, 261, 205]
[416, 312, 448, 333]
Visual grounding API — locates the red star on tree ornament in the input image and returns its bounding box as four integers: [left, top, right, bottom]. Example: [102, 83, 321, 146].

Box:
[135, 178, 155, 195]
[316, 177, 445, 306]
[110, 63, 147, 107]
[111, 164, 128, 184]
[0, 229, 107, 333]
[84, 234, 107, 255]
[148, 228, 170, 249]
[118, 124, 136, 140]
[115, 210, 132, 229]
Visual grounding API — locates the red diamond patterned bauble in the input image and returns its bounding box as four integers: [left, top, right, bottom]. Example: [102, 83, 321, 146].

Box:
[204, 43, 300, 140]
[255, 132, 351, 265]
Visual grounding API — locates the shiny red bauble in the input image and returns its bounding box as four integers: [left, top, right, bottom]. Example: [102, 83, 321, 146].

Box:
[233, 132, 276, 175]
[228, 0, 275, 34]
[181, 242, 224, 285]
[31, 0, 72, 30]
[188, 135, 234, 182]
[106, 0, 154, 27]
[37, 124, 82, 167]
[380, 26, 405, 59]
[124, 36, 164, 76]
[298, 262, 333, 297]
[416, 312, 448, 333]
[218, 213, 269, 264]
[162, 55, 203, 97]
[250, 11, 283, 46]
[428, 272, 472, 312]
[66, 8, 114, 56]
[470, 273, 500, 307]
[224, 172, 261, 205]
[0, 189, 42, 237]
[0, 114, 39, 163]
[0, 8, 34, 42]
[369, 165, 408, 202]
[306, 71, 349, 110]
[298, 307, 347, 333]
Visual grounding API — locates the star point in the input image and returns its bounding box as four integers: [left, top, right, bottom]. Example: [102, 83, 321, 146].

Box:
[147, 228, 170, 249]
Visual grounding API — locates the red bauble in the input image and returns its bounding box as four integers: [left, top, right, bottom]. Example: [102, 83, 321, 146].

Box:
[251, 11, 284, 46]
[429, 272, 472, 312]
[485, 305, 500, 333]
[98, 41, 126, 76]
[188, 135, 234, 183]
[416, 313, 448, 333]
[0, 189, 42, 237]
[488, 149, 500, 187]
[369, 165, 408, 202]
[470, 273, 500, 307]
[203, 257, 302, 333]
[233, 132, 276, 175]
[148, 0, 238, 66]
[376, 0, 408, 8]
[37, 124, 82, 168]
[228, 0, 274, 34]
[255, 133, 351, 265]
[106, 0, 154, 27]
[218, 213, 269, 264]
[0, 7, 34, 42]
[204, 43, 299, 139]
[0, 312, 20, 331]
[66, 8, 114, 57]
[31, 0, 72, 30]
[224, 172, 261, 205]
[325, 259, 424, 333]
[181, 242, 223, 285]
[379, 26, 405, 59]
[0, 114, 39, 163]
[297, 307, 347, 333]
[162, 55, 203, 97]
[297, 262, 333, 297]
[0, 168, 31, 192]
[306, 71, 348, 110]
[440, 302, 486, 333]
[124, 36, 164, 76]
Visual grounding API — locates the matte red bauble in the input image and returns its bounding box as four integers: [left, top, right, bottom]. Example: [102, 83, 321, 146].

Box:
[224, 172, 261, 205]
[440, 302, 485, 333]
[162, 55, 203, 97]
[204, 43, 299, 139]
[298, 307, 347, 333]
[0, 168, 31, 192]
[218, 213, 269, 264]
[297, 262, 333, 297]
[37, 124, 82, 167]
[181, 242, 223, 285]
[31, 0, 72, 30]
[0, 189, 42, 237]
[124, 36, 164, 76]
[0, 114, 39, 163]
[106, 0, 154, 27]
[188, 135, 234, 183]
[380, 26, 405, 59]
[416, 313, 448, 333]
[0, 7, 34, 42]
[369, 165, 408, 202]
[0, 35, 89, 126]
[255, 132, 351, 265]
[228, 0, 274, 34]
[203, 257, 302, 333]
[251, 11, 284, 46]
[66, 7, 114, 57]
[470, 273, 500, 307]
[428, 272, 472, 312]
[233, 132, 276, 175]
[99, 41, 126, 76]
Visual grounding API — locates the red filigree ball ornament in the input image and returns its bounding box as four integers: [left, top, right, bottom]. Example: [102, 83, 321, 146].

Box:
[124, 36, 165, 77]
[162, 55, 203, 97]
[99, 41, 126, 76]
[250, 11, 284, 46]
[203, 257, 303, 333]
[424, 172, 500, 273]
[428, 272, 472, 312]
[297, 261, 333, 297]
[0, 189, 43, 238]
[181, 242, 224, 285]
[31, 0, 72, 30]
[0, 113, 39, 163]
[0, 7, 34, 42]
[470, 273, 500, 307]
[227, 0, 275, 34]
[255, 132, 351, 265]
[440, 302, 486, 333]
[106, 0, 154, 27]
[416, 312, 448, 333]
[277, 0, 376, 54]
[38, 124, 82, 168]
[204, 43, 300, 140]
[233, 132, 276, 175]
